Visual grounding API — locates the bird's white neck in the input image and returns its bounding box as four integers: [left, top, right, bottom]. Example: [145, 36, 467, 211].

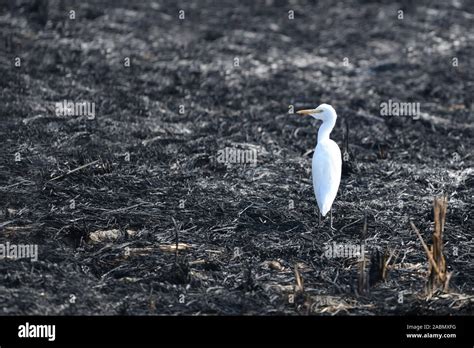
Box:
[317, 117, 336, 143]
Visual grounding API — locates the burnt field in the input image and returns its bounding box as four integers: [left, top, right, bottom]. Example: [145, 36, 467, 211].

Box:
[0, 0, 473, 315]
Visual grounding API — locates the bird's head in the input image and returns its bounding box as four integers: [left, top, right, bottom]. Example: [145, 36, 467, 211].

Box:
[296, 103, 336, 122]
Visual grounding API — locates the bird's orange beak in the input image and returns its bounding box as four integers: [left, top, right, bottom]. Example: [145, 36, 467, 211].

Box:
[296, 109, 321, 116]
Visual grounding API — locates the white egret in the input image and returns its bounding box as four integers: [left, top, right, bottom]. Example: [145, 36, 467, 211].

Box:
[297, 104, 341, 228]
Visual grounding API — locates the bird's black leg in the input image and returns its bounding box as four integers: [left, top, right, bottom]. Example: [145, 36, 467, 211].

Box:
[330, 208, 336, 231]
[318, 210, 321, 227]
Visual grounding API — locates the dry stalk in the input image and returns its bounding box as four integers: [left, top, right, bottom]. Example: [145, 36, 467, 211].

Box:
[410, 195, 450, 296]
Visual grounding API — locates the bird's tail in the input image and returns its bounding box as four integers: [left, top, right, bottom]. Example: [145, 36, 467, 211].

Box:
[320, 203, 331, 217]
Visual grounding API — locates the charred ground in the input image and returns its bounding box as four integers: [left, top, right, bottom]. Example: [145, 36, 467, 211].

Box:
[0, 0, 473, 315]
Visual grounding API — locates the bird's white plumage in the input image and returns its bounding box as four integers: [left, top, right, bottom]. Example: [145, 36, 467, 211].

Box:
[297, 103, 342, 218]
[313, 138, 341, 216]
